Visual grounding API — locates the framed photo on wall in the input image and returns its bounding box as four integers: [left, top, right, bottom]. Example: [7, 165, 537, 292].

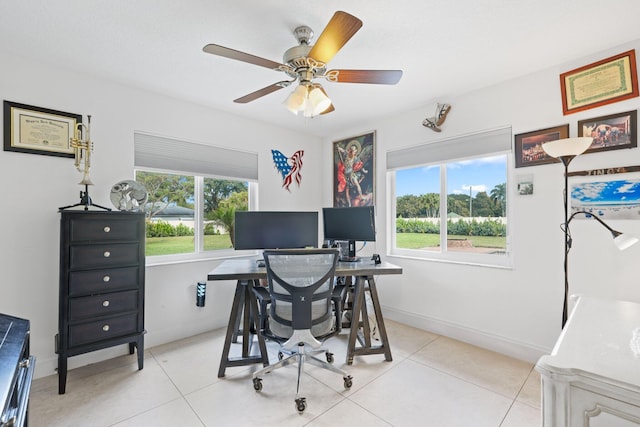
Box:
[514, 124, 569, 168]
[332, 131, 375, 207]
[3, 100, 81, 157]
[578, 110, 637, 154]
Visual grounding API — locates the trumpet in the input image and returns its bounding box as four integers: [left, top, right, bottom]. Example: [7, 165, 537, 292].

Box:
[70, 115, 93, 185]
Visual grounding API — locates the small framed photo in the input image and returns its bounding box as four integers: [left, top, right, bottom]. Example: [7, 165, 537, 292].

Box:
[3, 100, 81, 158]
[578, 110, 637, 154]
[514, 124, 569, 168]
[332, 131, 375, 207]
[560, 49, 639, 115]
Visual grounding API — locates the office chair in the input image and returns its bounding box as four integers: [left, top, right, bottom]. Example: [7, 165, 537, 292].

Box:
[252, 248, 353, 413]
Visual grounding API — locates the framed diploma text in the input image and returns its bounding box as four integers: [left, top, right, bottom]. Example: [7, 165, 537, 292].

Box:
[3, 100, 81, 157]
[560, 50, 639, 115]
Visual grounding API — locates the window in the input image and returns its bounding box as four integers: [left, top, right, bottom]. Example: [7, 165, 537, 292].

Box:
[134, 133, 257, 261]
[387, 127, 512, 267]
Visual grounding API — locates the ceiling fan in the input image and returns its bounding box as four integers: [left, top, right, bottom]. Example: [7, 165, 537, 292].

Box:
[202, 11, 403, 117]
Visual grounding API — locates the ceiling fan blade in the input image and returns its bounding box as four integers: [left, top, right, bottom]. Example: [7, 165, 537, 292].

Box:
[327, 69, 403, 84]
[234, 82, 288, 104]
[203, 44, 284, 70]
[308, 11, 363, 65]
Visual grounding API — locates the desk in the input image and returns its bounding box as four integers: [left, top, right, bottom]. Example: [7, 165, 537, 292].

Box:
[207, 259, 402, 377]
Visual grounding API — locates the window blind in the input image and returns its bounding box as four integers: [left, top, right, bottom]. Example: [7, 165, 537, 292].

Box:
[134, 132, 258, 180]
[387, 126, 512, 170]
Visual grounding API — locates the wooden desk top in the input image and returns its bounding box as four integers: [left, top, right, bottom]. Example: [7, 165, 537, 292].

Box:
[207, 258, 402, 281]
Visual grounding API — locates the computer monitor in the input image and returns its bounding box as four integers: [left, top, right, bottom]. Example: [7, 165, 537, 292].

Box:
[233, 211, 318, 250]
[322, 206, 375, 261]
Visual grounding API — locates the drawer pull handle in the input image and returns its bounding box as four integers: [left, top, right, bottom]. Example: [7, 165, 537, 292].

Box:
[102, 300, 110, 307]
[102, 325, 110, 332]
[103, 275, 110, 282]
[104, 226, 111, 233]
[19, 358, 30, 368]
[103, 251, 111, 258]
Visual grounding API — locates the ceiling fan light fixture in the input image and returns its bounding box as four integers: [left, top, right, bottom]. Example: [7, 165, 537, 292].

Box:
[308, 85, 331, 116]
[285, 84, 308, 114]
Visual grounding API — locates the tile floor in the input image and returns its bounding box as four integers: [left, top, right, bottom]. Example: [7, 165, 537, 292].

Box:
[29, 320, 541, 426]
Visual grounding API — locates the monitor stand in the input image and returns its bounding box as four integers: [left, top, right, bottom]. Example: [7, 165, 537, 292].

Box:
[338, 240, 358, 262]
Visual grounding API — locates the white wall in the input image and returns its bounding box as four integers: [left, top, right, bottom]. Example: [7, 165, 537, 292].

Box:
[3, 38, 640, 378]
[323, 39, 640, 362]
[0, 53, 323, 378]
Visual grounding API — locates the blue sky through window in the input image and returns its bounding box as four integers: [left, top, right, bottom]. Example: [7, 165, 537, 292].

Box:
[395, 155, 507, 197]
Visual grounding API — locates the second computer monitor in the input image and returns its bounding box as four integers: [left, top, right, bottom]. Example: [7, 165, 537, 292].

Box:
[322, 206, 375, 261]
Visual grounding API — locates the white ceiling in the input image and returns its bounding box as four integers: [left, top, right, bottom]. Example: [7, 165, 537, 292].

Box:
[2, 0, 640, 138]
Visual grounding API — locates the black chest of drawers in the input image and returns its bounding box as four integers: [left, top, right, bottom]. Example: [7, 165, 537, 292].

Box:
[56, 210, 145, 394]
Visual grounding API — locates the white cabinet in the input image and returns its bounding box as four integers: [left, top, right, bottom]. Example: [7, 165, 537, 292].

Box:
[536, 295, 640, 426]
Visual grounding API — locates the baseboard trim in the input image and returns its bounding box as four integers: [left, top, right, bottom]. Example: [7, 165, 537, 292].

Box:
[382, 306, 549, 364]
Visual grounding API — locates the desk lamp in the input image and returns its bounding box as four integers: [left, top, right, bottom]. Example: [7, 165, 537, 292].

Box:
[542, 137, 638, 327]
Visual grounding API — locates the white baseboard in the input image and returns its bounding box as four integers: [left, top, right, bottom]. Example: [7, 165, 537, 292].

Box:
[382, 306, 550, 364]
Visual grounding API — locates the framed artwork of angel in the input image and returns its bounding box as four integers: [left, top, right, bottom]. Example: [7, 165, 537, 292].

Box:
[332, 131, 375, 207]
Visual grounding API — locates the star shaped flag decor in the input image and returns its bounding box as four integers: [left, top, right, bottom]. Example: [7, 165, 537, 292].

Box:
[271, 149, 304, 191]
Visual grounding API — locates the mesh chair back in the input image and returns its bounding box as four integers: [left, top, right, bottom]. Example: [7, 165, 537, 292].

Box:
[263, 249, 339, 339]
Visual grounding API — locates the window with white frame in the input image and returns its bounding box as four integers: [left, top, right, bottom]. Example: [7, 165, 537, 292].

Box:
[387, 127, 512, 267]
[134, 133, 257, 260]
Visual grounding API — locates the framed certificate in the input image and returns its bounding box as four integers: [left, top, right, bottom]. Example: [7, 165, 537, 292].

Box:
[3, 100, 81, 157]
[560, 50, 639, 115]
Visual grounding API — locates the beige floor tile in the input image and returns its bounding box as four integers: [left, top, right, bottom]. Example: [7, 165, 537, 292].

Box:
[307, 399, 392, 426]
[149, 329, 232, 395]
[382, 319, 440, 358]
[411, 335, 533, 399]
[30, 358, 181, 427]
[518, 369, 542, 409]
[500, 401, 541, 427]
[111, 397, 205, 427]
[349, 358, 513, 427]
[185, 366, 345, 426]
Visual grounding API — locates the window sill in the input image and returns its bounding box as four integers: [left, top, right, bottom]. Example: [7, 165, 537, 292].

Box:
[145, 249, 259, 267]
[387, 249, 512, 270]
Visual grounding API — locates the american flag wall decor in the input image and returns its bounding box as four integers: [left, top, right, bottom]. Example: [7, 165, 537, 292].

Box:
[271, 149, 304, 191]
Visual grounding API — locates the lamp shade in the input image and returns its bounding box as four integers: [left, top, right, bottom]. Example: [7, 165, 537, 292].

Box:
[614, 233, 639, 251]
[542, 137, 592, 158]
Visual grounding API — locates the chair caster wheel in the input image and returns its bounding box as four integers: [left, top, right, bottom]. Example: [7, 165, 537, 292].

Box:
[253, 377, 262, 391]
[344, 375, 353, 389]
[326, 352, 334, 363]
[295, 397, 306, 413]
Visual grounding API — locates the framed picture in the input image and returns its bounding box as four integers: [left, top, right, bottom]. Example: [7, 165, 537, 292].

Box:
[3, 100, 81, 157]
[333, 131, 375, 207]
[578, 110, 637, 154]
[560, 49, 639, 115]
[514, 124, 569, 168]
[570, 173, 640, 220]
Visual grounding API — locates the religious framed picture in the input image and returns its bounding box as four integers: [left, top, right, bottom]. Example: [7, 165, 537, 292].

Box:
[3, 100, 81, 157]
[332, 131, 375, 207]
[560, 49, 639, 115]
[514, 124, 569, 168]
[578, 110, 637, 154]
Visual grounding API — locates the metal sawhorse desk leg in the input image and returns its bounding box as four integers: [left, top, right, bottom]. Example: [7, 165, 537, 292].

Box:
[345, 275, 393, 364]
[217, 279, 269, 377]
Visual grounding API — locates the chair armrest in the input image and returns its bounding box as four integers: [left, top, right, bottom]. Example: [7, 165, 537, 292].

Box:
[252, 286, 271, 304]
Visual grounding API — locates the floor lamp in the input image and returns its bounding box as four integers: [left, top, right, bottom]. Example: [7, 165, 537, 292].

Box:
[541, 137, 639, 327]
